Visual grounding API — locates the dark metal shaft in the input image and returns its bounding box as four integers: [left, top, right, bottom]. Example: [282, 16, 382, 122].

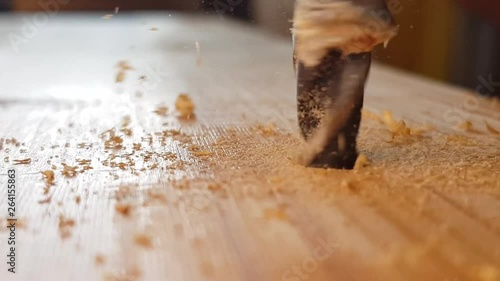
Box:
[293, 0, 396, 169]
[297, 51, 371, 169]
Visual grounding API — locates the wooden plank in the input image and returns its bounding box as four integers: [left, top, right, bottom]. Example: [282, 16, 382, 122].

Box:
[0, 13, 499, 281]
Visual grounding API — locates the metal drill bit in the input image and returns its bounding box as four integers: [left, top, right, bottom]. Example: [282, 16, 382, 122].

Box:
[293, 0, 398, 169]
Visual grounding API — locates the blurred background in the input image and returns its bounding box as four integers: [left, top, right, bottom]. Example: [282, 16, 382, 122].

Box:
[1, 0, 499, 97]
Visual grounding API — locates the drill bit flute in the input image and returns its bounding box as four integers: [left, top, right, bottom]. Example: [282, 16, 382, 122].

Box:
[293, 0, 398, 169]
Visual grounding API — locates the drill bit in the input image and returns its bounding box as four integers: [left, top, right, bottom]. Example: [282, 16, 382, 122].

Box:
[293, 0, 398, 169]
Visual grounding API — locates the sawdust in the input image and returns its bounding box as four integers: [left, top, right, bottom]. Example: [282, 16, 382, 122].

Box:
[193, 151, 214, 157]
[446, 135, 476, 146]
[255, 123, 277, 136]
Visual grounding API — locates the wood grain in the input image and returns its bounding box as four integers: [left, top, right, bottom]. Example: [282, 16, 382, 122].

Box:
[0, 13, 499, 281]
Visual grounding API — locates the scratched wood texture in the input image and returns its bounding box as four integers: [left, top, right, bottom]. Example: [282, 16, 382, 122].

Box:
[0, 13, 500, 281]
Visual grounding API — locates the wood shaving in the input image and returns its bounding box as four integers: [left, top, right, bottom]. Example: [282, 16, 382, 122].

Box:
[115, 61, 133, 83]
[38, 196, 52, 204]
[5, 138, 21, 146]
[58, 215, 75, 239]
[134, 234, 153, 248]
[61, 164, 78, 178]
[458, 120, 480, 133]
[121, 128, 133, 136]
[104, 134, 123, 150]
[95, 254, 106, 266]
[77, 142, 92, 149]
[122, 115, 132, 127]
[263, 208, 288, 221]
[381, 111, 411, 136]
[484, 121, 499, 135]
[13, 158, 31, 165]
[115, 203, 133, 216]
[175, 93, 195, 119]
[153, 106, 169, 116]
[149, 27, 159, 31]
[77, 159, 91, 165]
[208, 183, 222, 192]
[41, 170, 55, 186]
[116, 60, 134, 70]
[102, 14, 113, 20]
[116, 70, 126, 83]
[353, 154, 369, 170]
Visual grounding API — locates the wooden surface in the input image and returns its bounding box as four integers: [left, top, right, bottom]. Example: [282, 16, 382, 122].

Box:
[0, 12, 500, 281]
